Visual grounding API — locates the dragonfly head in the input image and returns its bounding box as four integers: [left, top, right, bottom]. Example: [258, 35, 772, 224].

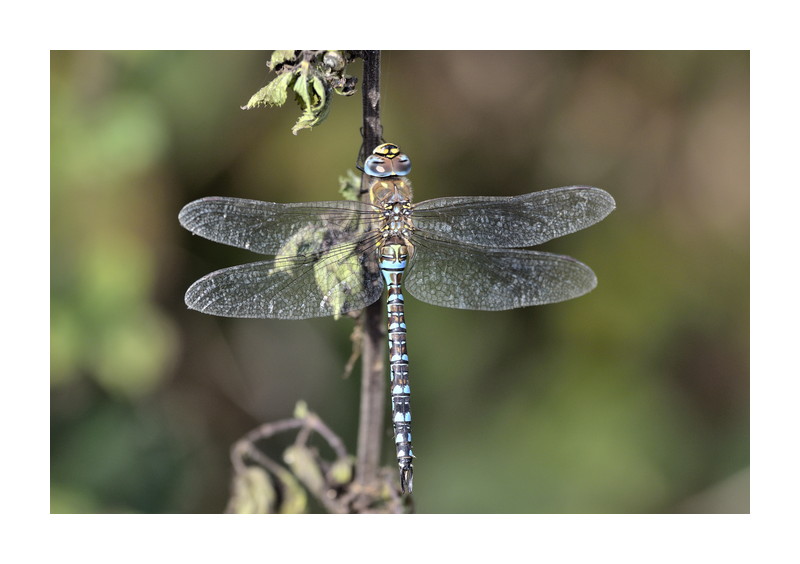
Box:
[364, 143, 412, 178]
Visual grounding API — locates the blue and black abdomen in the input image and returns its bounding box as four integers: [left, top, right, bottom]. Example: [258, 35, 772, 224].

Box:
[379, 241, 413, 493]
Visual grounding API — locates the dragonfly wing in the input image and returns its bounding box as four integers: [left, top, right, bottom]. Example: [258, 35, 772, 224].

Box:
[405, 234, 597, 310]
[185, 238, 384, 319]
[179, 197, 376, 254]
[412, 186, 615, 247]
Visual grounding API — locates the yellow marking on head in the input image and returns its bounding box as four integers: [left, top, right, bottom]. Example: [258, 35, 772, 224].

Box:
[374, 143, 400, 158]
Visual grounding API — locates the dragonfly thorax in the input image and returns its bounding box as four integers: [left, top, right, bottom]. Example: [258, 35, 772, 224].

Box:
[369, 177, 413, 205]
[379, 200, 413, 240]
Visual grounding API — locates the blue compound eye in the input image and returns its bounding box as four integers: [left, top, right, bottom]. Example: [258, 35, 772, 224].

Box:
[365, 155, 392, 177]
[392, 153, 412, 176]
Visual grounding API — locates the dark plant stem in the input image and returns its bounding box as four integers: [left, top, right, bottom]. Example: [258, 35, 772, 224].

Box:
[360, 50, 383, 154]
[355, 50, 386, 493]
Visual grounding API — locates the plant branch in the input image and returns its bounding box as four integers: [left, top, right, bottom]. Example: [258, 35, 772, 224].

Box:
[355, 50, 386, 494]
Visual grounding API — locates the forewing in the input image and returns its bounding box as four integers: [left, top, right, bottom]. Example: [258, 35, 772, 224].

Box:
[179, 197, 376, 254]
[412, 186, 615, 248]
[185, 238, 384, 319]
[405, 234, 597, 310]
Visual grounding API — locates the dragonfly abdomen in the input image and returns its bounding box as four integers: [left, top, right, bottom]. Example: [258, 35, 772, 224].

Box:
[379, 240, 414, 494]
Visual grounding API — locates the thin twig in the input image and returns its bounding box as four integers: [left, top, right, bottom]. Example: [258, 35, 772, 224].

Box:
[229, 409, 359, 513]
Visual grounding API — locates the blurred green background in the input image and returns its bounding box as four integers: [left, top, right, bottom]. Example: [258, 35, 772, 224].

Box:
[50, 51, 749, 513]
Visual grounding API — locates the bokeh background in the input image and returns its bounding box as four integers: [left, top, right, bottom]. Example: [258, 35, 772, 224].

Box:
[51, 51, 749, 513]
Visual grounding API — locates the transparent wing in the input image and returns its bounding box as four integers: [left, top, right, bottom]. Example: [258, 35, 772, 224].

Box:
[412, 186, 615, 248]
[179, 197, 377, 254]
[185, 237, 384, 319]
[404, 233, 597, 310]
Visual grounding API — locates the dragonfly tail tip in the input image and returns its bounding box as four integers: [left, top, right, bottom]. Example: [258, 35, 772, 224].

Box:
[400, 466, 413, 494]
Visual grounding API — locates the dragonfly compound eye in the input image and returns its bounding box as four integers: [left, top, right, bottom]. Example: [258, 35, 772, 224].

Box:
[365, 155, 393, 178]
[391, 153, 412, 176]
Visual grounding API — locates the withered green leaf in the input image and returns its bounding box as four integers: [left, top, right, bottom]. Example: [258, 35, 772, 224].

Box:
[241, 71, 295, 110]
[290, 63, 331, 135]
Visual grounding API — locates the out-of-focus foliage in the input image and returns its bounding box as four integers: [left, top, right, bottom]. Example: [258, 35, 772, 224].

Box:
[51, 51, 748, 513]
[227, 466, 275, 514]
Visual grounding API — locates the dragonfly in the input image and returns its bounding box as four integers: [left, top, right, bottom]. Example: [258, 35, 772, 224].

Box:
[179, 142, 615, 495]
